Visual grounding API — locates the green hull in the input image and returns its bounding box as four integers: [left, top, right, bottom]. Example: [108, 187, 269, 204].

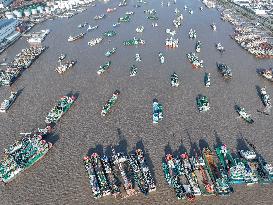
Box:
[1, 147, 51, 183]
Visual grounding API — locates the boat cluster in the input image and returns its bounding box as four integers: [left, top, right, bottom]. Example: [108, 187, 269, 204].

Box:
[232, 27, 273, 59]
[163, 141, 273, 201]
[0, 46, 46, 86]
[83, 147, 156, 199]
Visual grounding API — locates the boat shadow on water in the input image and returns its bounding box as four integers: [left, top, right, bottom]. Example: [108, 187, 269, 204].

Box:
[213, 130, 224, 150]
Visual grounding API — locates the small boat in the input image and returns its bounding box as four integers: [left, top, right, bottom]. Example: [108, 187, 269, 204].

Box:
[153, 100, 163, 123]
[123, 38, 145, 46]
[260, 87, 271, 108]
[171, 72, 179, 87]
[239, 150, 256, 161]
[196, 95, 210, 112]
[118, 15, 130, 23]
[106, 7, 117, 13]
[101, 90, 120, 116]
[200, 6, 203, 11]
[189, 29, 197, 39]
[94, 14, 106, 20]
[211, 23, 216, 31]
[105, 48, 117, 57]
[88, 37, 103, 47]
[68, 33, 85, 42]
[187, 52, 203, 68]
[159, 52, 165, 64]
[166, 29, 176, 36]
[130, 65, 137, 76]
[216, 43, 225, 53]
[125, 11, 134, 15]
[152, 23, 158, 27]
[235, 105, 254, 124]
[97, 61, 111, 75]
[217, 63, 232, 79]
[45, 95, 76, 124]
[184, 5, 188, 10]
[204, 72, 211, 87]
[0, 91, 18, 112]
[147, 15, 159, 20]
[55, 60, 77, 74]
[87, 25, 98, 32]
[189, 10, 193, 14]
[135, 53, 141, 62]
[78, 24, 83, 28]
[165, 37, 179, 48]
[136, 26, 144, 33]
[58, 53, 66, 62]
[195, 41, 201, 53]
[258, 68, 273, 82]
[113, 22, 121, 28]
[103, 31, 116, 37]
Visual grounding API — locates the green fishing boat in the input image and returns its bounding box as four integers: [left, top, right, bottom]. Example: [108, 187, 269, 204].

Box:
[101, 90, 120, 116]
[103, 31, 117, 37]
[97, 61, 111, 75]
[123, 38, 145, 46]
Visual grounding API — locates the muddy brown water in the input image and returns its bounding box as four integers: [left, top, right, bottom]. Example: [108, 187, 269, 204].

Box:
[0, 0, 272, 204]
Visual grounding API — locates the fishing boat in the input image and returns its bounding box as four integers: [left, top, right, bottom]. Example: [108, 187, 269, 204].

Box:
[258, 68, 273, 82]
[67, 33, 85, 42]
[190, 153, 215, 195]
[216, 43, 225, 53]
[173, 14, 183, 28]
[187, 52, 203, 68]
[180, 153, 202, 197]
[106, 7, 117, 13]
[217, 63, 232, 79]
[126, 11, 134, 15]
[216, 145, 245, 184]
[118, 15, 130, 23]
[171, 72, 179, 87]
[189, 10, 193, 14]
[135, 53, 141, 62]
[189, 29, 197, 39]
[166, 28, 176, 36]
[78, 24, 83, 28]
[58, 53, 66, 62]
[90, 153, 111, 196]
[158, 52, 165, 64]
[260, 87, 271, 108]
[105, 48, 117, 57]
[147, 15, 159, 20]
[100, 155, 121, 197]
[162, 154, 187, 200]
[196, 95, 210, 112]
[87, 25, 98, 32]
[123, 38, 145, 46]
[111, 147, 136, 197]
[55, 60, 76, 74]
[97, 61, 111, 75]
[130, 65, 137, 76]
[83, 156, 102, 198]
[134, 149, 156, 192]
[45, 95, 76, 124]
[0, 91, 18, 112]
[165, 37, 179, 48]
[204, 72, 211, 87]
[88, 37, 103, 47]
[103, 31, 117, 37]
[101, 90, 120, 116]
[203, 148, 233, 195]
[200, 6, 203, 11]
[195, 41, 201, 53]
[0, 127, 53, 184]
[239, 140, 271, 184]
[235, 105, 254, 124]
[94, 14, 106, 20]
[153, 100, 163, 124]
[136, 26, 144, 33]
[152, 23, 158, 27]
